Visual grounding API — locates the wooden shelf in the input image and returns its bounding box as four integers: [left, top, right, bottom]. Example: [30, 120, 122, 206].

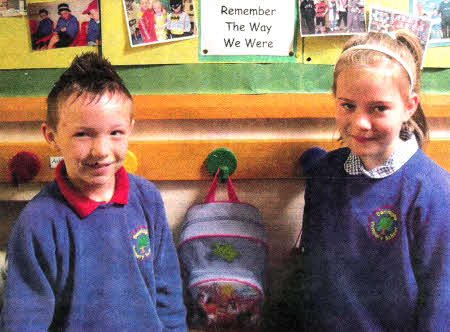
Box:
[0, 93, 448, 122]
[0, 138, 448, 183]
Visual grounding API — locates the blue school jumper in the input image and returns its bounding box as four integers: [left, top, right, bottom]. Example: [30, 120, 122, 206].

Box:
[1, 162, 187, 331]
[300, 147, 449, 331]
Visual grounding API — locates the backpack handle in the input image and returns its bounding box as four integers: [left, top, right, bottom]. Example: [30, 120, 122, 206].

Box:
[204, 168, 239, 203]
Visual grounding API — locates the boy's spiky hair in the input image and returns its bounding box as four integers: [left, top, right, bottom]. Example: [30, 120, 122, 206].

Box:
[46, 52, 133, 129]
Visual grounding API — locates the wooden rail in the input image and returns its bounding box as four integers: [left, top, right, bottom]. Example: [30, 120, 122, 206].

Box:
[0, 138, 448, 183]
[0, 93, 448, 122]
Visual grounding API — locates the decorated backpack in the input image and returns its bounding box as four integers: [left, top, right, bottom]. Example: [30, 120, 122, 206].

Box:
[178, 170, 267, 330]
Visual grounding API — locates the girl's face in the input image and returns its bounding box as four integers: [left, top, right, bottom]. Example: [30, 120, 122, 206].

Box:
[335, 64, 417, 170]
[141, 0, 150, 10]
[153, 2, 162, 13]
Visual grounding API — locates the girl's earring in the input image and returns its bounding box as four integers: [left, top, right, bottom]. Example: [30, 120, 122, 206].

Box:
[399, 121, 413, 141]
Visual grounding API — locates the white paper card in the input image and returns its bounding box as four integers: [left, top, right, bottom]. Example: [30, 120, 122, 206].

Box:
[200, 0, 296, 56]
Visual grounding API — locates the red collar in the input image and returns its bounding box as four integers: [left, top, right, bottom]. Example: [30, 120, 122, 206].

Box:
[55, 161, 129, 218]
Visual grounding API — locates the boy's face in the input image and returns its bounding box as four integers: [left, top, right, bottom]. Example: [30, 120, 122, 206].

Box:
[89, 9, 99, 21]
[60, 10, 70, 20]
[42, 92, 134, 200]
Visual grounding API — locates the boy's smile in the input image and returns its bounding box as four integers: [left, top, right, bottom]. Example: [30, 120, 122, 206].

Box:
[42, 92, 134, 202]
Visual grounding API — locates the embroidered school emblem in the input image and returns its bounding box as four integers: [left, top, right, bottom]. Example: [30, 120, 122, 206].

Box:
[368, 207, 399, 242]
[131, 226, 151, 261]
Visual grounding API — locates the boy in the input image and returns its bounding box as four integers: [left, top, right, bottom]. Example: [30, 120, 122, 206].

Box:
[0, 53, 187, 331]
[167, 0, 192, 39]
[31, 8, 53, 49]
[82, 0, 101, 45]
[48, 3, 79, 48]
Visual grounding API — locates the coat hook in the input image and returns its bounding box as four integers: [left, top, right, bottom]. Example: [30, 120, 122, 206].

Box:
[205, 147, 237, 183]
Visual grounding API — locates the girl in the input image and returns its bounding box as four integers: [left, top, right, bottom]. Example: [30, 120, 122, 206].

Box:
[293, 31, 448, 331]
[138, 0, 156, 43]
[152, 0, 167, 41]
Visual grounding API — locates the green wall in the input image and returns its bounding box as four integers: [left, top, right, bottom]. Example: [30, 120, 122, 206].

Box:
[0, 64, 448, 96]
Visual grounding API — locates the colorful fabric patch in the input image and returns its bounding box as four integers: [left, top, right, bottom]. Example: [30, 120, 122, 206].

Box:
[368, 207, 399, 242]
[131, 225, 151, 261]
[212, 242, 240, 263]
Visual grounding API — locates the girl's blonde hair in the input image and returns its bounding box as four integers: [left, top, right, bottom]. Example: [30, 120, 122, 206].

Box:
[332, 31, 428, 147]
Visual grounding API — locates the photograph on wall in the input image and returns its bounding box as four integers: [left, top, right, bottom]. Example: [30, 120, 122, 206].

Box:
[369, 5, 431, 52]
[299, 0, 366, 37]
[28, 0, 101, 51]
[123, 0, 198, 47]
[411, 0, 450, 46]
[0, 0, 26, 17]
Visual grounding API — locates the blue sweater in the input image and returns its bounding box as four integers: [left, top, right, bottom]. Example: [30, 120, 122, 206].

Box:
[86, 18, 100, 44]
[1, 173, 187, 331]
[300, 148, 449, 331]
[55, 15, 79, 38]
[37, 17, 53, 37]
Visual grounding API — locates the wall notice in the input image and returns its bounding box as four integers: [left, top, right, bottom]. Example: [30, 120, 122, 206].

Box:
[200, 0, 296, 56]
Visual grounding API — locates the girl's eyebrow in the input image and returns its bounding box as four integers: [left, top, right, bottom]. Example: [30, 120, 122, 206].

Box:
[337, 97, 353, 102]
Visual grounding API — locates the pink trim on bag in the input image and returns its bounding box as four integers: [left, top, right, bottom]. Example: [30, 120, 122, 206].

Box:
[191, 277, 263, 295]
[204, 169, 239, 203]
[178, 234, 268, 249]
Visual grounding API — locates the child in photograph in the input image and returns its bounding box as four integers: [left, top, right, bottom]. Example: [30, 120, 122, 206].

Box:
[48, 3, 79, 49]
[138, 0, 157, 43]
[439, 0, 450, 38]
[329, 0, 338, 31]
[31, 8, 54, 50]
[153, 0, 168, 41]
[167, 0, 192, 39]
[336, 0, 348, 31]
[346, 0, 361, 32]
[431, 8, 443, 39]
[315, 0, 329, 33]
[82, 0, 100, 45]
[125, 0, 142, 44]
[0, 52, 187, 331]
[300, 0, 316, 35]
[293, 31, 448, 331]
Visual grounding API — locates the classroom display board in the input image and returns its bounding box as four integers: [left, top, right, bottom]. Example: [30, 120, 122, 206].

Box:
[0, 0, 448, 69]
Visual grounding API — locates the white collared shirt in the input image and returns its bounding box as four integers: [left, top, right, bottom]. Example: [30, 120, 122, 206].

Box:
[344, 136, 419, 178]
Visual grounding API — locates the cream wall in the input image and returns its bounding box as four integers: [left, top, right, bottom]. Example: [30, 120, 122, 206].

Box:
[0, 115, 449, 299]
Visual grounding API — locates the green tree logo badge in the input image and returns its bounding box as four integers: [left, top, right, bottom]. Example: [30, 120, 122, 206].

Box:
[369, 207, 399, 242]
[132, 226, 151, 260]
[376, 215, 394, 235]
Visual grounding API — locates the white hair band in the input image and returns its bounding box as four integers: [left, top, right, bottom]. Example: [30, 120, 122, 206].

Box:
[340, 44, 414, 91]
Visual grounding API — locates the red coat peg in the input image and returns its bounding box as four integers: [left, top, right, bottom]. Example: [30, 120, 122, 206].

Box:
[8, 151, 41, 185]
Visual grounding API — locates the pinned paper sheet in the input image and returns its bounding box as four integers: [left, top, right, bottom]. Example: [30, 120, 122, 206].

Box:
[200, 0, 296, 56]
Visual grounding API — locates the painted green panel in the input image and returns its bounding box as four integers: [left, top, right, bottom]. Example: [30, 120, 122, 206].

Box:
[0, 64, 448, 96]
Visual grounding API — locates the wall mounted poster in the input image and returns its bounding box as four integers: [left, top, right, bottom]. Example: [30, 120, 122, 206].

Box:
[28, 0, 101, 51]
[123, 0, 198, 47]
[369, 5, 431, 67]
[0, 0, 26, 16]
[369, 5, 431, 51]
[200, 0, 296, 56]
[299, 0, 366, 36]
[411, 0, 450, 46]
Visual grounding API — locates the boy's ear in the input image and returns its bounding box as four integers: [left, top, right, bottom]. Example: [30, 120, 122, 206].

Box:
[41, 122, 60, 152]
[130, 119, 135, 134]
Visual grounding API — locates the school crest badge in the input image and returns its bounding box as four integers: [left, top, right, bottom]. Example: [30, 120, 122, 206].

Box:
[131, 225, 151, 260]
[368, 207, 399, 242]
